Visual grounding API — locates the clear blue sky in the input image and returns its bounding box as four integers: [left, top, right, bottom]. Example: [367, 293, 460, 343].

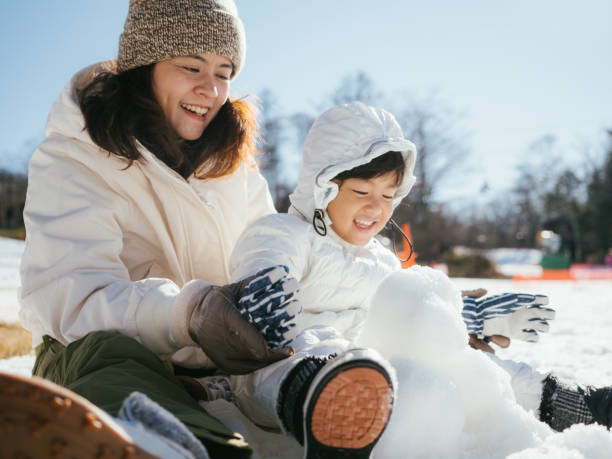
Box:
[1, 1, 611, 201]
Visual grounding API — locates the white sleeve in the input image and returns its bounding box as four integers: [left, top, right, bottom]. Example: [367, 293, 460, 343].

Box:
[229, 214, 310, 283]
[487, 354, 546, 414]
[19, 145, 200, 355]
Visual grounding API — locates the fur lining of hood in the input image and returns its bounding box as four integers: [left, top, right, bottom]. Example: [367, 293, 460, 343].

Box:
[288, 101, 417, 226]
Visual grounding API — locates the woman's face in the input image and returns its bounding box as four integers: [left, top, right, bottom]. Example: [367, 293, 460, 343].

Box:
[152, 53, 232, 140]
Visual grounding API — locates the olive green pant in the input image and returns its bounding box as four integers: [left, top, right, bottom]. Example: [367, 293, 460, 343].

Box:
[33, 331, 252, 459]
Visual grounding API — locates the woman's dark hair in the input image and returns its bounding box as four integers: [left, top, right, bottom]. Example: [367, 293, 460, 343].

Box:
[333, 150, 405, 185]
[78, 65, 257, 179]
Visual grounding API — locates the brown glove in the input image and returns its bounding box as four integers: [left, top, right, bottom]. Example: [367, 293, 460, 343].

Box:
[188, 278, 294, 374]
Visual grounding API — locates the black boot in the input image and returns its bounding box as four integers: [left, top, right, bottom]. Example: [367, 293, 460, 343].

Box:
[539, 375, 612, 431]
[277, 349, 395, 459]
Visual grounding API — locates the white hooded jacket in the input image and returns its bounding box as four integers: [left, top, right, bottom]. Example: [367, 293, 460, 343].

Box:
[229, 102, 417, 342]
[18, 62, 276, 366]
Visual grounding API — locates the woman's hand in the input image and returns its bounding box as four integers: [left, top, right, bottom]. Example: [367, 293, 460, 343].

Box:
[188, 276, 294, 375]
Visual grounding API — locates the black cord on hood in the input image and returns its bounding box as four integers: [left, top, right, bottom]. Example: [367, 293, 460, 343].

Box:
[388, 219, 414, 262]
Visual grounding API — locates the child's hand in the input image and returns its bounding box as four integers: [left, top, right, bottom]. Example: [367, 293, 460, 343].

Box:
[237, 265, 303, 348]
[468, 334, 510, 354]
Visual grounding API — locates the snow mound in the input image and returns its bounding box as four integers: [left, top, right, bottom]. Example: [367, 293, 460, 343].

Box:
[358, 266, 612, 459]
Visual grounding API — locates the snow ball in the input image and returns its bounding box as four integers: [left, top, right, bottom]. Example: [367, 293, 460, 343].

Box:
[359, 266, 467, 362]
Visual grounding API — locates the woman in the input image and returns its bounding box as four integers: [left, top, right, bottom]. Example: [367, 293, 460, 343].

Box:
[14, 1, 292, 457]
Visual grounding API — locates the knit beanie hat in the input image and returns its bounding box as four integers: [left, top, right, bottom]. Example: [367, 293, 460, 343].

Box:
[117, 0, 245, 78]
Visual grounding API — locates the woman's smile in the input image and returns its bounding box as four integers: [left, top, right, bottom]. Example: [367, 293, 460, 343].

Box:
[180, 103, 210, 118]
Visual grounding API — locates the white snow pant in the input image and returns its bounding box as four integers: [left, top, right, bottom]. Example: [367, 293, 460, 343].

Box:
[488, 354, 548, 416]
[230, 325, 390, 432]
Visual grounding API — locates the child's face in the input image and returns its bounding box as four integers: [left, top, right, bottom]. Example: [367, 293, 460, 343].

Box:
[327, 171, 399, 246]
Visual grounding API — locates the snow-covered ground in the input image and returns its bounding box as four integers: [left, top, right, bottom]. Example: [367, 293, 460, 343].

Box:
[2, 237, 612, 458]
[0, 236, 24, 325]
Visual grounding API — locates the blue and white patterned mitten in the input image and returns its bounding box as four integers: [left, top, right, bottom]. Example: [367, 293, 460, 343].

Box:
[237, 265, 302, 348]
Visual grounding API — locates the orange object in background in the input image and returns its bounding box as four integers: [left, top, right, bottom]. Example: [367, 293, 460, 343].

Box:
[513, 269, 574, 282]
[397, 223, 418, 268]
[540, 269, 574, 280]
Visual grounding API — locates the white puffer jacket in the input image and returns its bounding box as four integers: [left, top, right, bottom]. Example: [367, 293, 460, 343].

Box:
[19, 62, 275, 366]
[230, 102, 417, 342]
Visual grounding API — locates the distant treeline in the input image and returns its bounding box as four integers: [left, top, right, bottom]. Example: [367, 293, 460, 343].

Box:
[0, 169, 26, 229]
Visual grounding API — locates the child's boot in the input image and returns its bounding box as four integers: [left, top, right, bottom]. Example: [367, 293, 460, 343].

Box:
[277, 348, 395, 459]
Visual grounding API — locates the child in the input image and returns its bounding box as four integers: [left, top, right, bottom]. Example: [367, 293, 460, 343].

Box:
[226, 102, 416, 458]
[214, 102, 610, 457]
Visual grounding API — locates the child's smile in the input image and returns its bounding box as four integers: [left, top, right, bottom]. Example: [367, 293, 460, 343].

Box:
[355, 219, 376, 230]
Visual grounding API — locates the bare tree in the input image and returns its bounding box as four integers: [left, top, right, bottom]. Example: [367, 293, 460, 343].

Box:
[391, 94, 470, 209]
[289, 71, 380, 150]
[289, 112, 315, 153]
[387, 95, 470, 262]
[256, 90, 286, 203]
[330, 71, 383, 107]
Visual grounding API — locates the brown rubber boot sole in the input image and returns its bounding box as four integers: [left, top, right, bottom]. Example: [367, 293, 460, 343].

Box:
[304, 362, 393, 458]
[0, 372, 158, 459]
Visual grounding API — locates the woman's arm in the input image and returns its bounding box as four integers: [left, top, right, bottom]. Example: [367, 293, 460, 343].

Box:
[19, 143, 202, 355]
